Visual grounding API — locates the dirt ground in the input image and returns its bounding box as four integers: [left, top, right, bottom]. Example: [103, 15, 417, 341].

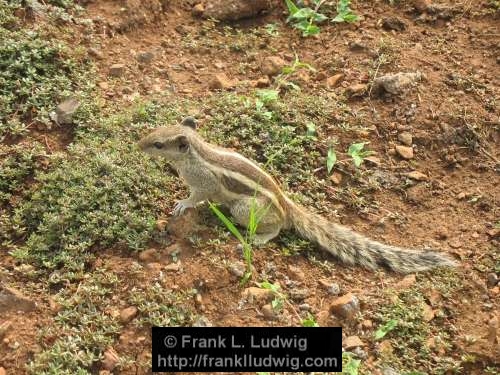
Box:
[1, 0, 499, 374]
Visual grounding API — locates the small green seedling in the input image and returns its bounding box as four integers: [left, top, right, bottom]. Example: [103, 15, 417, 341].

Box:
[259, 280, 286, 312]
[284, 0, 328, 37]
[342, 352, 361, 375]
[301, 313, 319, 327]
[332, 0, 359, 23]
[327, 147, 337, 173]
[347, 142, 373, 167]
[374, 318, 398, 340]
[209, 193, 271, 284]
[306, 121, 317, 137]
[276, 56, 316, 91]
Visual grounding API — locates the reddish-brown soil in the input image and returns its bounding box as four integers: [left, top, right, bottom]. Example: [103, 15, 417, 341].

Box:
[1, 0, 499, 374]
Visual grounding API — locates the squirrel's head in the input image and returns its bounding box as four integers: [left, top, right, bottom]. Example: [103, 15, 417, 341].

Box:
[138, 117, 197, 161]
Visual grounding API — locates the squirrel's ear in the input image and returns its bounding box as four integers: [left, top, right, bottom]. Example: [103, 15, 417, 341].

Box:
[175, 135, 190, 153]
[181, 116, 197, 130]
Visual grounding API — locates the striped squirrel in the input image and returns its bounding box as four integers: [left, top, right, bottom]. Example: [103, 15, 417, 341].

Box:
[138, 117, 456, 273]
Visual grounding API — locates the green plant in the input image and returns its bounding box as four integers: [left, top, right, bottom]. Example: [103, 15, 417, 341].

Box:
[340, 352, 361, 374]
[332, 0, 359, 23]
[347, 142, 373, 167]
[374, 318, 398, 340]
[0, 23, 91, 138]
[259, 280, 286, 312]
[209, 195, 270, 285]
[8, 112, 178, 273]
[128, 282, 194, 327]
[28, 270, 121, 374]
[301, 313, 319, 327]
[277, 56, 316, 91]
[327, 147, 337, 173]
[284, 0, 328, 37]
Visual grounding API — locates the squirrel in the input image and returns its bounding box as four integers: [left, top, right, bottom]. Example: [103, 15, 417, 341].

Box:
[138, 117, 456, 274]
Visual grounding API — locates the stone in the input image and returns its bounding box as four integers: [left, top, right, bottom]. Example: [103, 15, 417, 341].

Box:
[165, 262, 181, 272]
[261, 56, 285, 76]
[88, 47, 104, 59]
[330, 172, 343, 185]
[229, 261, 246, 278]
[382, 17, 407, 32]
[261, 304, 278, 320]
[109, 64, 125, 77]
[487, 315, 498, 343]
[254, 76, 270, 88]
[119, 306, 138, 323]
[242, 287, 273, 303]
[289, 288, 310, 301]
[52, 98, 80, 125]
[138, 248, 159, 263]
[203, 0, 269, 21]
[0, 320, 12, 340]
[427, 289, 442, 306]
[136, 51, 154, 64]
[0, 367, 5, 375]
[102, 347, 119, 371]
[299, 303, 311, 311]
[362, 319, 373, 329]
[372, 71, 423, 96]
[0, 286, 36, 313]
[487, 273, 498, 288]
[413, 0, 432, 12]
[208, 73, 234, 90]
[155, 218, 168, 232]
[319, 279, 341, 295]
[405, 171, 428, 181]
[287, 265, 305, 281]
[192, 316, 213, 327]
[345, 83, 368, 97]
[329, 293, 360, 319]
[422, 303, 435, 322]
[98, 81, 109, 90]
[344, 335, 365, 349]
[326, 73, 344, 88]
[398, 132, 413, 146]
[191, 3, 204, 16]
[395, 145, 414, 159]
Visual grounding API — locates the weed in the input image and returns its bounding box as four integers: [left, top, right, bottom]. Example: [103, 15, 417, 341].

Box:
[374, 318, 398, 340]
[333, 0, 358, 23]
[339, 352, 361, 374]
[259, 280, 286, 312]
[347, 142, 374, 167]
[209, 193, 271, 284]
[29, 270, 121, 374]
[301, 313, 319, 327]
[327, 147, 337, 173]
[8, 104, 182, 274]
[284, 0, 328, 37]
[129, 282, 194, 327]
[0, 18, 91, 138]
[0, 142, 46, 204]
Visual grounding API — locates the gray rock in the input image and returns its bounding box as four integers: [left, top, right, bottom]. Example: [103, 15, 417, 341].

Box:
[50, 98, 80, 125]
[137, 51, 154, 64]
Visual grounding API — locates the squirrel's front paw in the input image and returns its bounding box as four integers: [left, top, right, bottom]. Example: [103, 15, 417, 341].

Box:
[172, 199, 194, 216]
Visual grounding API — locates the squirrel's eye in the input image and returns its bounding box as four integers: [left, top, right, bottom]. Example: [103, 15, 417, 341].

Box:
[153, 142, 163, 149]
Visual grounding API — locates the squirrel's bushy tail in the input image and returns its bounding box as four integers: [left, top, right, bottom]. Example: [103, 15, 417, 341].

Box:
[286, 200, 456, 273]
